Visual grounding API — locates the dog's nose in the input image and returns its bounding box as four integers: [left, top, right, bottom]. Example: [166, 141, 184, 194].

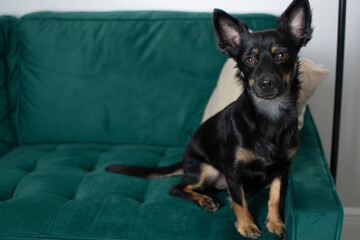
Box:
[260, 79, 274, 91]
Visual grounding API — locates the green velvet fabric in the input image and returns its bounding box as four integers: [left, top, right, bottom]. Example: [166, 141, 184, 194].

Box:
[0, 11, 342, 240]
[0, 109, 342, 240]
[13, 11, 276, 146]
[0, 16, 17, 157]
[285, 109, 343, 240]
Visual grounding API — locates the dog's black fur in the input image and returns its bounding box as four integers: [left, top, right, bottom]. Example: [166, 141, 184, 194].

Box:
[106, 0, 312, 238]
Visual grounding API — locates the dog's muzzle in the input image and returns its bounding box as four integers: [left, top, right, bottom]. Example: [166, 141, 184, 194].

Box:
[254, 73, 282, 99]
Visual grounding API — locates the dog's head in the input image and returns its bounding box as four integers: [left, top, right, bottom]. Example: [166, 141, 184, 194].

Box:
[213, 0, 312, 101]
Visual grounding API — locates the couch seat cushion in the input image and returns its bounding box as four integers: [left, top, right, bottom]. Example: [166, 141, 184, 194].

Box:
[0, 110, 341, 240]
[0, 143, 284, 240]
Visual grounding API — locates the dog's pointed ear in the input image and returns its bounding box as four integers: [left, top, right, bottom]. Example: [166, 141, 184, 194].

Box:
[277, 0, 313, 47]
[213, 9, 249, 57]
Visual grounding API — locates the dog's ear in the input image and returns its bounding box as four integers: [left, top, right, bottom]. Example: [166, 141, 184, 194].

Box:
[277, 0, 313, 47]
[213, 9, 249, 57]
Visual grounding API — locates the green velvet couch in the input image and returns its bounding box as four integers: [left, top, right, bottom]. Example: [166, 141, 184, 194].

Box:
[0, 11, 343, 240]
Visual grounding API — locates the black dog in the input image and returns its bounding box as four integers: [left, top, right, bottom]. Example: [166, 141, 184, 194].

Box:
[107, 0, 312, 238]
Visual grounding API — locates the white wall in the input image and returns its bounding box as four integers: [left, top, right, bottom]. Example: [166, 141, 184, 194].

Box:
[1, 0, 359, 237]
[336, 0, 360, 207]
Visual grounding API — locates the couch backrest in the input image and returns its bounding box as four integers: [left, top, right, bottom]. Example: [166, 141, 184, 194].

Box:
[10, 11, 277, 146]
[0, 16, 17, 156]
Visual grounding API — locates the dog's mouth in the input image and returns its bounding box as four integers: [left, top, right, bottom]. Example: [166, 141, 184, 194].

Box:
[255, 92, 279, 100]
[253, 86, 282, 100]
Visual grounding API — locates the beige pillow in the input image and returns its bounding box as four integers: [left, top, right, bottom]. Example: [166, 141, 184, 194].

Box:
[201, 57, 329, 129]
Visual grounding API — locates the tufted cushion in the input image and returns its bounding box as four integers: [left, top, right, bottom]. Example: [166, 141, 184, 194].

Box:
[0, 109, 341, 240]
[0, 143, 281, 240]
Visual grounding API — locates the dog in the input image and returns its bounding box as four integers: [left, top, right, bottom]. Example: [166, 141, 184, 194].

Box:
[106, 0, 312, 238]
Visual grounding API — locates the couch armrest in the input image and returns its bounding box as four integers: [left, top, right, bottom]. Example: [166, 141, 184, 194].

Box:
[284, 107, 343, 240]
[0, 16, 17, 157]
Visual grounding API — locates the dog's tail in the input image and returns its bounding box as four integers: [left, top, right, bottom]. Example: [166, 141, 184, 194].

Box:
[105, 162, 183, 179]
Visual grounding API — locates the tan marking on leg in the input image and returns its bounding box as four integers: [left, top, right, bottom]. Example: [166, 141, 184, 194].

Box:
[235, 148, 262, 163]
[191, 163, 220, 189]
[233, 189, 261, 238]
[287, 147, 298, 159]
[266, 177, 285, 237]
[181, 164, 221, 212]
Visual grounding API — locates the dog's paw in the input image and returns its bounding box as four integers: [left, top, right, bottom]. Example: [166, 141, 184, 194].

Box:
[235, 221, 262, 239]
[265, 217, 285, 238]
[199, 197, 220, 212]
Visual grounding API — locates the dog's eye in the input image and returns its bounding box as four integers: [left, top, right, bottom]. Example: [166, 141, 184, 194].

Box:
[245, 57, 256, 65]
[277, 52, 288, 61]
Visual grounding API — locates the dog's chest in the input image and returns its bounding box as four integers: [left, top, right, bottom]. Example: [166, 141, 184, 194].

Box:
[235, 126, 298, 165]
[235, 146, 295, 164]
[236, 144, 295, 189]
[252, 95, 292, 121]
[233, 125, 298, 190]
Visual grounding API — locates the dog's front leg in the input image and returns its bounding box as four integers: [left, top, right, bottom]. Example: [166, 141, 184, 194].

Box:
[227, 177, 262, 239]
[265, 177, 285, 237]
